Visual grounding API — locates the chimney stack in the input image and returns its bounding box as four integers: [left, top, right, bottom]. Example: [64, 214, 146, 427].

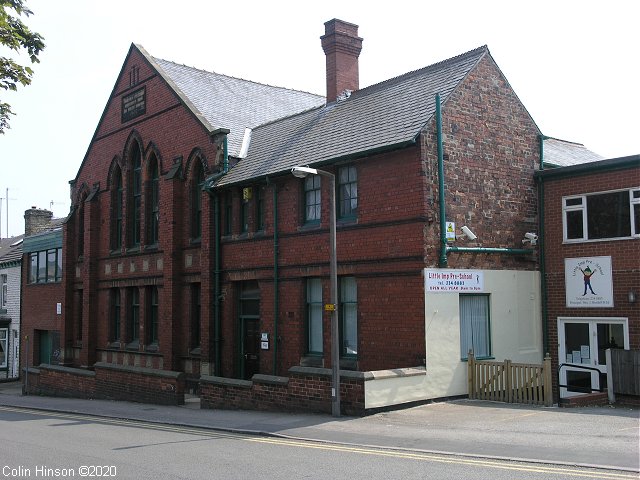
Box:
[24, 207, 53, 236]
[321, 19, 363, 103]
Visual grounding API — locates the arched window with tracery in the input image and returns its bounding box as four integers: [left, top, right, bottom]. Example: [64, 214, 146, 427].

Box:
[147, 155, 160, 246]
[191, 160, 204, 240]
[128, 143, 142, 247]
[111, 166, 123, 251]
[77, 192, 87, 258]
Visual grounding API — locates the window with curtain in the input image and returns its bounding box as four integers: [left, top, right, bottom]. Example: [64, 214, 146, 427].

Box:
[459, 294, 491, 359]
[340, 276, 357, 356]
[306, 278, 323, 354]
[304, 174, 321, 223]
[338, 165, 357, 219]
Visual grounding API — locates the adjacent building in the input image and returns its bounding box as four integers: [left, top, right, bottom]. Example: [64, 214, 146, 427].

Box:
[537, 154, 640, 403]
[0, 235, 23, 379]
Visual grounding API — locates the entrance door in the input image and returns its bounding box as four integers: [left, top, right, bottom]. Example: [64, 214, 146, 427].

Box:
[558, 318, 628, 398]
[37, 330, 61, 366]
[239, 281, 260, 380]
[242, 318, 260, 380]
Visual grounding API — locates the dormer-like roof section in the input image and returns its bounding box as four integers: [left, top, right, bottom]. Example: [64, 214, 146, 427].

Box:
[218, 46, 489, 186]
[147, 53, 326, 157]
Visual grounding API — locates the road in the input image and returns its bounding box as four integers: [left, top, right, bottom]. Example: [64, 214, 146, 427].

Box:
[0, 406, 635, 480]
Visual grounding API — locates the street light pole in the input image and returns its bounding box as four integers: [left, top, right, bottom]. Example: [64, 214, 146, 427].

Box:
[292, 166, 340, 417]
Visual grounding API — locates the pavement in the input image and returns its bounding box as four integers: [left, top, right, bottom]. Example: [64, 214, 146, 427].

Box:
[0, 380, 638, 472]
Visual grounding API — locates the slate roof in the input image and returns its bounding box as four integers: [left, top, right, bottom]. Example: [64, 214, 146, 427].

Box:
[543, 137, 604, 167]
[217, 46, 489, 186]
[147, 51, 325, 158]
[0, 235, 24, 266]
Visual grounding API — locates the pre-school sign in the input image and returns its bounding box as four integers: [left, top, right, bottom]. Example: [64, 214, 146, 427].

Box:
[425, 269, 484, 293]
[565, 256, 613, 308]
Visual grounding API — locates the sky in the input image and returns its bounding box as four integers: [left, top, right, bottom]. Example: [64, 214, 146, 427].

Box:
[1, 0, 638, 238]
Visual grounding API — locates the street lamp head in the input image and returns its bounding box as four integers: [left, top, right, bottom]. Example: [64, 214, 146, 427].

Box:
[291, 166, 318, 178]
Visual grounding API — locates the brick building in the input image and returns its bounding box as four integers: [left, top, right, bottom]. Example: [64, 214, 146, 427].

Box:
[19, 208, 65, 370]
[22, 19, 550, 412]
[537, 154, 640, 403]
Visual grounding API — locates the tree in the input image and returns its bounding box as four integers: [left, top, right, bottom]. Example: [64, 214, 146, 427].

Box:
[0, 0, 45, 134]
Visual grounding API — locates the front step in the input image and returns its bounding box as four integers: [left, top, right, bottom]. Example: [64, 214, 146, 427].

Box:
[559, 392, 609, 408]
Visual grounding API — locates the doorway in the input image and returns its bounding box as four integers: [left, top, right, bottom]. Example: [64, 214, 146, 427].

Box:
[238, 281, 260, 380]
[37, 330, 61, 366]
[558, 317, 628, 398]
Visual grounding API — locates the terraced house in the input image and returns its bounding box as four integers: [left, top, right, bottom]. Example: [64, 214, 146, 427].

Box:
[23, 19, 556, 413]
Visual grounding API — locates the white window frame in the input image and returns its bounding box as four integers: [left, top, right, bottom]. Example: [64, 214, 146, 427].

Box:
[0, 274, 7, 308]
[557, 317, 629, 398]
[0, 328, 8, 369]
[459, 294, 491, 360]
[562, 187, 640, 243]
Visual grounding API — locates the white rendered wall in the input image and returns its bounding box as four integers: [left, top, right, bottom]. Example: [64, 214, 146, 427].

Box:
[0, 263, 21, 379]
[423, 269, 542, 399]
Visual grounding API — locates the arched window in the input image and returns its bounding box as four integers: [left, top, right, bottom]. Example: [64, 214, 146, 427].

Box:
[147, 155, 160, 246]
[191, 161, 204, 239]
[111, 167, 123, 251]
[77, 193, 86, 258]
[129, 144, 142, 247]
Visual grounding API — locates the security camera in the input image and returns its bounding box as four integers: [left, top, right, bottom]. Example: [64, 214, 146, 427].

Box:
[523, 232, 538, 245]
[460, 225, 477, 241]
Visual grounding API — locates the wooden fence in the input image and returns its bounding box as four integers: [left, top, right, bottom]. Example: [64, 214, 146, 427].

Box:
[606, 349, 640, 403]
[468, 352, 553, 407]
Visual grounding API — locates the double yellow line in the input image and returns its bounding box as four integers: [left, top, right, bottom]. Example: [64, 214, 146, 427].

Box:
[1, 405, 636, 479]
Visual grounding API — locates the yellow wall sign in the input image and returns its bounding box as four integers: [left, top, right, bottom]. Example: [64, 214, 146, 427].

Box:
[324, 304, 336, 312]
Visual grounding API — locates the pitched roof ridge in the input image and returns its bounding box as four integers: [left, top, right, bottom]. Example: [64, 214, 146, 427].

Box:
[355, 45, 488, 96]
[152, 56, 324, 99]
[544, 136, 590, 147]
[252, 103, 327, 131]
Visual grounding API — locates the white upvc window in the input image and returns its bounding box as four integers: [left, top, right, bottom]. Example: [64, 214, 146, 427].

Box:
[460, 294, 491, 360]
[0, 328, 7, 368]
[562, 187, 640, 242]
[1, 274, 7, 308]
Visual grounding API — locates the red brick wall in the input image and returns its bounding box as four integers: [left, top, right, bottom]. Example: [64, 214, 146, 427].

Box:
[200, 368, 365, 416]
[20, 259, 65, 368]
[217, 147, 427, 375]
[422, 55, 540, 270]
[25, 363, 185, 405]
[51, 45, 541, 395]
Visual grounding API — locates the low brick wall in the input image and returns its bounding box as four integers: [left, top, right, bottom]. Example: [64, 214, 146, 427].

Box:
[23, 363, 185, 406]
[95, 362, 186, 405]
[25, 365, 96, 398]
[200, 366, 365, 416]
